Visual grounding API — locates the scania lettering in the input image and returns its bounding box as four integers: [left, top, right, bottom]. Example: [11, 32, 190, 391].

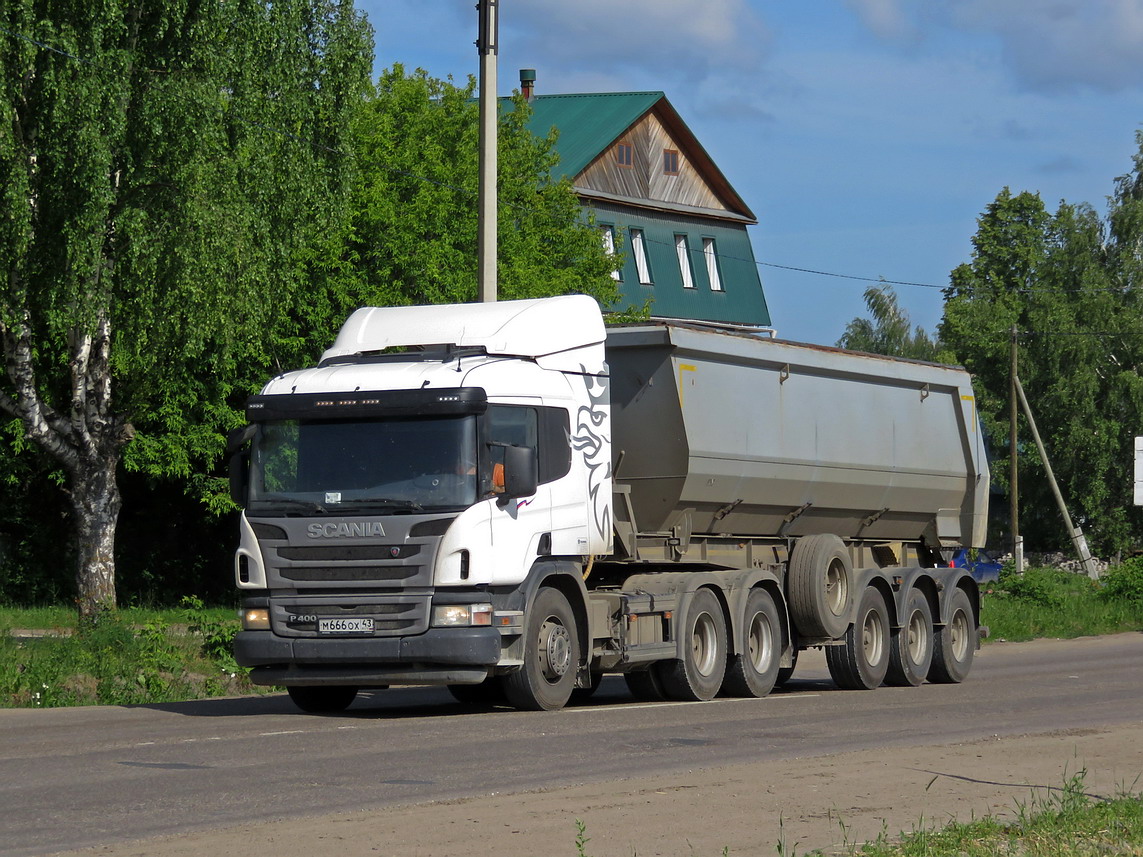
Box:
[307, 523, 387, 539]
[228, 296, 989, 713]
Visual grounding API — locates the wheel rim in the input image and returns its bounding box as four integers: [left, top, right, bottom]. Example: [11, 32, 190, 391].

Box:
[692, 611, 719, 677]
[747, 610, 775, 673]
[949, 608, 970, 661]
[825, 559, 848, 616]
[906, 608, 929, 665]
[861, 605, 885, 666]
[539, 617, 572, 682]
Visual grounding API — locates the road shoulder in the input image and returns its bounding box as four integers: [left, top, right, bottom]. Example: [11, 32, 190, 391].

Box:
[53, 721, 1143, 857]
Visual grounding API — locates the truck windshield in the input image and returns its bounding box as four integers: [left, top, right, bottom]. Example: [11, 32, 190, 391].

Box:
[248, 415, 478, 514]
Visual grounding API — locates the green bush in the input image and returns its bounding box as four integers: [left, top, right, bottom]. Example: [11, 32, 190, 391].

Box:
[1100, 557, 1143, 606]
[0, 604, 250, 707]
[995, 567, 1067, 609]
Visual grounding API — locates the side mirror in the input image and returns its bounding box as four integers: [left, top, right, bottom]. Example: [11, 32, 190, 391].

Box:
[501, 445, 538, 500]
[227, 425, 256, 505]
[229, 451, 249, 505]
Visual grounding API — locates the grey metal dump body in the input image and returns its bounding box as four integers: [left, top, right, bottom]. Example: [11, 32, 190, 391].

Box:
[606, 323, 989, 548]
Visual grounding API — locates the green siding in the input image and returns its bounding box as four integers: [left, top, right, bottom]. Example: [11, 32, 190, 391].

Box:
[591, 201, 770, 327]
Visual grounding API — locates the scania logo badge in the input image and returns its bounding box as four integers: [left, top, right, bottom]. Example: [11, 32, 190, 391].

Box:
[307, 522, 386, 538]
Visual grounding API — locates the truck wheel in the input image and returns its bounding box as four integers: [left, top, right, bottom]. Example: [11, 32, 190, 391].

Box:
[286, 685, 358, 713]
[928, 588, 975, 684]
[657, 588, 727, 701]
[826, 586, 889, 690]
[501, 587, 580, 711]
[776, 647, 798, 687]
[885, 588, 934, 687]
[788, 534, 853, 638]
[722, 588, 781, 698]
[448, 678, 506, 707]
[624, 669, 668, 701]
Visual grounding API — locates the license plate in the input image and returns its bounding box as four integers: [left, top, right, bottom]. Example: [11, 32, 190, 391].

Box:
[317, 617, 374, 635]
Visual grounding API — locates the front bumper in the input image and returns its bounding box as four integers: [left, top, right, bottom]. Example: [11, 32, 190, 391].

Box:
[235, 626, 504, 687]
[235, 625, 501, 666]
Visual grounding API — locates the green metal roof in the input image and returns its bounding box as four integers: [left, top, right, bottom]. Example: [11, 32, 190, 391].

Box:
[523, 92, 664, 176]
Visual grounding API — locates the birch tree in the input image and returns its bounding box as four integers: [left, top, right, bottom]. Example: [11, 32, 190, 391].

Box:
[0, 0, 371, 617]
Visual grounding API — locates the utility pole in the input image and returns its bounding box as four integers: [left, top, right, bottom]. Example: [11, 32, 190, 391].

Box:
[1010, 325, 1022, 571]
[476, 0, 498, 303]
[1013, 375, 1100, 578]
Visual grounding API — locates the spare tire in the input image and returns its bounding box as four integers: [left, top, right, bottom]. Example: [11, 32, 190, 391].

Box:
[787, 534, 853, 638]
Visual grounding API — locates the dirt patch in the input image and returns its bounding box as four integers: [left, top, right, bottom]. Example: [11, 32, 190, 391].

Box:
[54, 722, 1143, 857]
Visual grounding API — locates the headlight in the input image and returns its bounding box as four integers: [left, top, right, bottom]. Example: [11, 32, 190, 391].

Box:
[242, 608, 270, 630]
[432, 603, 493, 627]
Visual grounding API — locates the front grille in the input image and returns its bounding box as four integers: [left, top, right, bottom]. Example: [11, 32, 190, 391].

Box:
[280, 566, 418, 582]
[275, 545, 420, 561]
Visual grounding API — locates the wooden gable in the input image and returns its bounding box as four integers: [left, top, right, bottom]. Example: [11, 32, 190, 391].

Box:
[574, 107, 744, 220]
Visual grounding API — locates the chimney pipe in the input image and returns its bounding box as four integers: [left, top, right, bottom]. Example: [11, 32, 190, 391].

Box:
[519, 68, 536, 101]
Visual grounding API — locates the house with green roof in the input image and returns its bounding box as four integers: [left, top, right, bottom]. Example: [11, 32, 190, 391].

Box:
[519, 75, 771, 327]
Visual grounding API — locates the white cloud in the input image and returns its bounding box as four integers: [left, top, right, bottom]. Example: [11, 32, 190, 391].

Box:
[505, 0, 772, 85]
[845, 0, 1143, 93]
[843, 0, 919, 40]
[947, 0, 1143, 92]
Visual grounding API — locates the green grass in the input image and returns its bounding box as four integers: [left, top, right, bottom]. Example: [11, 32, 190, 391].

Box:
[0, 603, 236, 633]
[781, 769, 1143, 857]
[568, 771, 1143, 856]
[0, 597, 260, 707]
[981, 560, 1143, 641]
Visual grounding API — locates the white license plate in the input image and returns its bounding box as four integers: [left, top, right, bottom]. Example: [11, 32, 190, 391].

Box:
[317, 617, 374, 635]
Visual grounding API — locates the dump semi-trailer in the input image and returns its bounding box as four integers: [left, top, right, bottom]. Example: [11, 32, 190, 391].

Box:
[229, 296, 989, 712]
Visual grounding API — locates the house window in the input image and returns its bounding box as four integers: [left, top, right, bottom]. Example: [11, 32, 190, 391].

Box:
[615, 142, 634, 168]
[631, 228, 652, 285]
[675, 234, 695, 289]
[703, 237, 723, 291]
[663, 149, 679, 175]
[601, 225, 621, 280]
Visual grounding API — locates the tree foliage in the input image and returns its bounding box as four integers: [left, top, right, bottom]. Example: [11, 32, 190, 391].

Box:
[836, 285, 943, 361]
[0, 0, 373, 615]
[941, 143, 1143, 557]
[343, 66, 620, 308]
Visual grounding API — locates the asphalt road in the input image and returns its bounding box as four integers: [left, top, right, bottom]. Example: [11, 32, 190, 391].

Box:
[3, 633, 1141, 857]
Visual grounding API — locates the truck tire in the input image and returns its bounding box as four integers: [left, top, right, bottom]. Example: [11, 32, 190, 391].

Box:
[657, 588, 727, 701]
[448, 678, 506, 707]
[624, 669, 668, 701]
[885, 588, 934, 687]
[286, 685, 358, 713]
[788, 534, 853, 639]
[722, 588, 781, 698]
[826, 586, 889, 690]
[928, 588, 975, 684]
[502, 587, 580, 711]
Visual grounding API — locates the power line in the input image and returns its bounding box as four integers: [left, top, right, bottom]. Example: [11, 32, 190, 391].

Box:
[0, 24, 94, 64]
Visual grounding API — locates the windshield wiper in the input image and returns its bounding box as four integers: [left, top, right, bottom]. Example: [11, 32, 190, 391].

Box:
[354, 498, 425, 511]
[252, 498, 328, 515]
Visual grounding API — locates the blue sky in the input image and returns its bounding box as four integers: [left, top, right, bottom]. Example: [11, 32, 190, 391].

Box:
[355, 0, 1143, 345]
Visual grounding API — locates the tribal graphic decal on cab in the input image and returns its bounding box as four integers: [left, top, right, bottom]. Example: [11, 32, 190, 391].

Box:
[571, 368, 611, 543]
